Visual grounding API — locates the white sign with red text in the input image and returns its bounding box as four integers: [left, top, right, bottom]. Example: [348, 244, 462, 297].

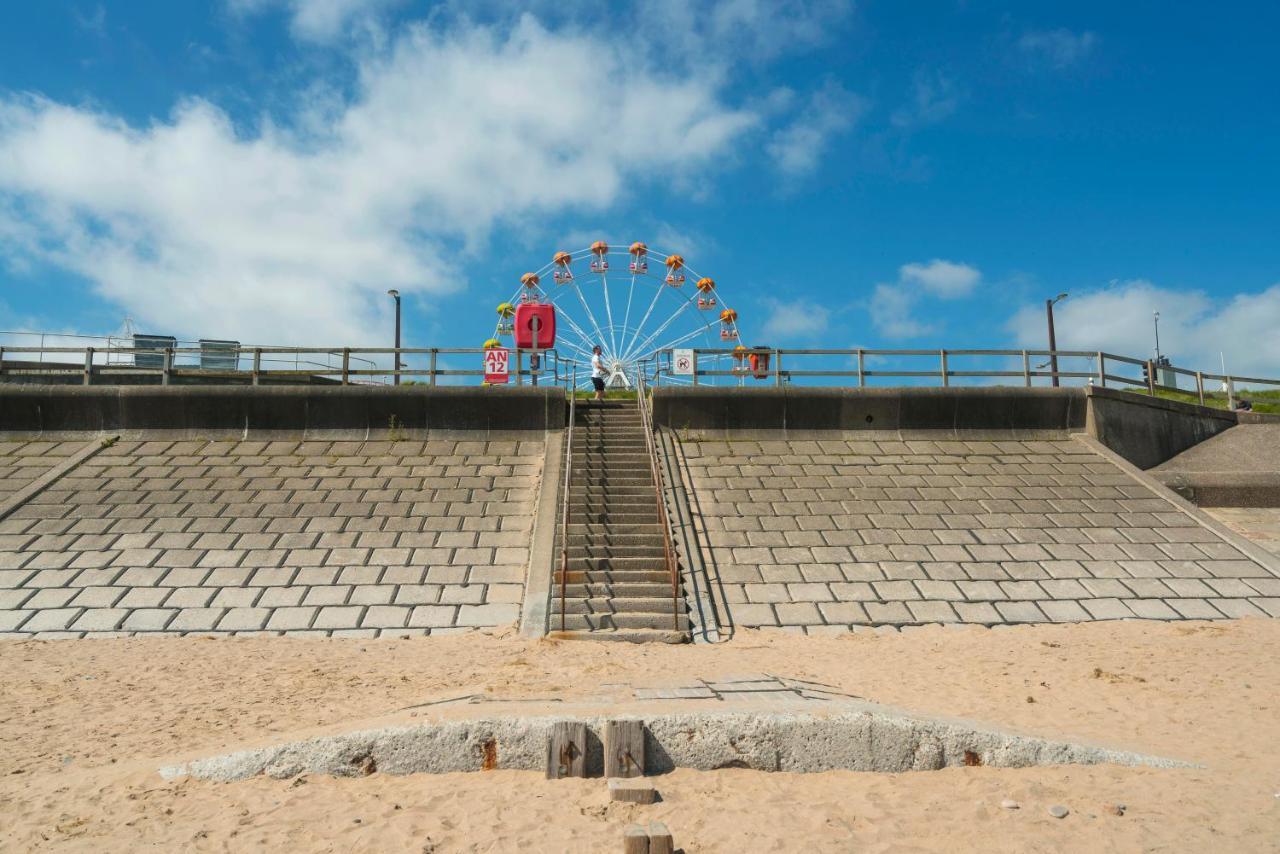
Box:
[484, 348, 510, 384]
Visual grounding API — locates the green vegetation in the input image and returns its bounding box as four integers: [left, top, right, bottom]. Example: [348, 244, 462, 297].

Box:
[1130, 387, 1280, 414]
[571, 389, 639, 401]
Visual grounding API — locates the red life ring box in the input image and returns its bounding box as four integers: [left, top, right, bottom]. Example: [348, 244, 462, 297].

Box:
[514, 303, 556, 349]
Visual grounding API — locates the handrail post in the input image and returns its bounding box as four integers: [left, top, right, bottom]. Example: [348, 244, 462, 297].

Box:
[1227, 377, 1236, 410]
[939, 349, 948, 387]
[429, 349, 438, 387]
[857, 348, 865, 387]
[252, 348, 262, 386]
[341, 348, 350, 385]
[83, 347, 94, 386]
[0, 347, 5, 379]
[515, 349, 523, 386]
[775, 349, 782, 387]
[162, 347, 172, 386]
[691, 350, 698, 387]
[559, 368, 575, 634]
[1146, 360, 1156, 395]
[1022, 350, 1031, 387]
[1196, 371, 1205, 405]
[1097, 352, 1105, 388]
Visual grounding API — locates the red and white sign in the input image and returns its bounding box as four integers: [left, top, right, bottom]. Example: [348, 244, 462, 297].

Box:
[484, 348, 510, 384]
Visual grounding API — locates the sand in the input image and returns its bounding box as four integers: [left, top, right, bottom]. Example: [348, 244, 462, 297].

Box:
[2, 619, 1279, 852]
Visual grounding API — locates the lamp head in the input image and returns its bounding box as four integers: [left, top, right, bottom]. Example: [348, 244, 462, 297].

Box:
[387, 289, 400, 299]
[1053, 292, 1069, 305]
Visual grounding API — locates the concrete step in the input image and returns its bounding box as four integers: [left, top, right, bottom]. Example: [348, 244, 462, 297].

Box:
[556, 567, 672, 582]
[545, 628, 689, 644]
[564, 545, 667, 559]
[567, 522, 665, 535]
[566, 510, 659, 522]
[553, 597, 680, 615]
[557, 582, 674, 598]
[551, 612, 690, 632]
[564, 533, 665, 547]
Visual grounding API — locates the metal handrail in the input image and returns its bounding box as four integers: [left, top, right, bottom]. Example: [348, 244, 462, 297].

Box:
[635, 372, 681, 632]
[558, 362, 576, 632]
[658, 347, 1280, 400]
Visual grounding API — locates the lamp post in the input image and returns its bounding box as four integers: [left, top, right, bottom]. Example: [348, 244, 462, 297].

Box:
[1153, 311, 1161, 363]
[1045, 292, 1068, 388]
[387, 289, 402, 386]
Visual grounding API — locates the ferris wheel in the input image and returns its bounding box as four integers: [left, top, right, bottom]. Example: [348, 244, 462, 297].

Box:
[486, 241, 744, 388]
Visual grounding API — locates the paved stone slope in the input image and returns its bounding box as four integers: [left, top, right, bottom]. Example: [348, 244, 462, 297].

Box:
[677, 436, 1280, 633]
[0, 440, 83, 504]
[0, 437, 542, 637]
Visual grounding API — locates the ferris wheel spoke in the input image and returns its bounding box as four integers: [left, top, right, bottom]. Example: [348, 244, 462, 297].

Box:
[619, 278, 667, 364]
[572, 282, 612, 359]
[600, 271, 619, 356]
[643, 318, 721, 358]
[622, 296, 695, 364]
[621, 273, 638, 355]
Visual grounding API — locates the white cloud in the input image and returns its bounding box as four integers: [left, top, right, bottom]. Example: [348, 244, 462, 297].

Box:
[899, 259, 980, 298]
[1006, 279, 1280, 379]
[890, 69, 959, 129]
[228, 0, 404, 41]
[766, 80, 868, 177]
[759, 297, 829, 341]
[0, 16, 757, 345]
[1018, 28, 1098, 70]
[870, 258, 981, 339]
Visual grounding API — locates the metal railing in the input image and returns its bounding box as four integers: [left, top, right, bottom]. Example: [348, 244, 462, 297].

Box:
[558, 361, 577, 633]
[0, 344, 573, 388]
[651, 348, 1280, 404]
[635, 372, 682, 633]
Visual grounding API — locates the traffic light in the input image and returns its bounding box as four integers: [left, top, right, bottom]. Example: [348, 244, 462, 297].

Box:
[1141, 363, 1150, 386]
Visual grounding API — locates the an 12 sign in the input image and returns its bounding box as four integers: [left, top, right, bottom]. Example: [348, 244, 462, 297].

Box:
[484, 348, 510, 384]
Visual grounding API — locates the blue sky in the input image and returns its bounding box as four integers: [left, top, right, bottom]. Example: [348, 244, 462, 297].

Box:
[1, 1, 1278, 377]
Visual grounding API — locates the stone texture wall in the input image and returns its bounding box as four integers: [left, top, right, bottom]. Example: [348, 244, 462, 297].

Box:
[0, 437, 543, 637]
[677, 436, 1280, 634]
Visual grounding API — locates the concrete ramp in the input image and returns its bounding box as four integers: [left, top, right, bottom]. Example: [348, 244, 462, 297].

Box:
[1153, 424, 1280, 507]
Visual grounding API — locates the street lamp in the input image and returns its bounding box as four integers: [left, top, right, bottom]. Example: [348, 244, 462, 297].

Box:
[1153, 311, 1161, 363]
[387, 289, 402, 386]
[1045, 292, 1068, 388]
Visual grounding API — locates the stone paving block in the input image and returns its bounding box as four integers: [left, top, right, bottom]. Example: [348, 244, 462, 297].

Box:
[119, 588, 170, 609]
[216, 607, 270, 631]
[864, 601, 913, 624]
[70, 608, 129, 631]
[730, 603, 778, 626]
[122, 608, 177, 631]
[817, 601, 868, 624]
[212, 587, 261, 608]
[407, 605, 457, 628]
[774, 602, 823, 625]
[1252, 598, 1280, 617]
[953, 601, 1001, 623]
[1166, 599, 1223, 620]
[0, 610, 35, 631]
[906, 601, 958, 623]
[313, 605, 365, 630]
[170, 608, 226, 631]
[265, 607, 319, 631]
[993, 601, 1047, 623]
[348, 585, 395, 605]
[69, 586, 126, 608]
[1126, 599, 1181, 620]
[302, 585, 352, 606]
[1209, 598, 1266, 618]
[361, 605, 411, 628]
[1081, 598, 1135, 620]
[454, 603, 519, 627]
[1039, 600, 1091, 622]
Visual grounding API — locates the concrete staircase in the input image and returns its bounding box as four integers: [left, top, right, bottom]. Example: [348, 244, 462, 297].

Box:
[551, 401, 689, 643]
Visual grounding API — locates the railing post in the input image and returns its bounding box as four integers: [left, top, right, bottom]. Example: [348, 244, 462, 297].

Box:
[429, 349, 438, 387]
[1146, 360, 1156, 395]
[1022, 350, 1031, 387]
[691, 350, 698, 386]
[857, 348, 865, 387]
[939, 349, 948, 387]
[0, 347, 5, 379]
[1196, 371, 1205, 405]
[162, 347, 172, 386]
[1227, 377, 1236, 410]
[83, 347, 94, 386]
[515, 349, 523, 386]
[1097, 352, 1105, 388]
[774, 349, 782, 387]
[252, 348, 262, 386]
[342, 348, 350, 385]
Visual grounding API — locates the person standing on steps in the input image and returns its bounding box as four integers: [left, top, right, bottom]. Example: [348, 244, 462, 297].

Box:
[591, 345, 606, 402]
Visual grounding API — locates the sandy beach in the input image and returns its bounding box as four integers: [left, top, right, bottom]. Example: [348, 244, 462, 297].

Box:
[2, 619, 1278, 851]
